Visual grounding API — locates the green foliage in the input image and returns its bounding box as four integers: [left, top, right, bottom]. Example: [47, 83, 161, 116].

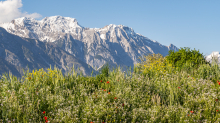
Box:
[95, 63, 111, 88]
[165, 47, 211, 72]
[196, 63, 220, 83]
[134, 53, 175, 79]
[2, 50, 220, 122]
[133, 63, 142, 74]
[98, 62, 110, 78]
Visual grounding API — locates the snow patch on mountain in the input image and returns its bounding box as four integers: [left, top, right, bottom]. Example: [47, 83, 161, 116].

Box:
[100, 34, 106, 40]
[205, 51, 220, 64]
[0, 16, 84, 42]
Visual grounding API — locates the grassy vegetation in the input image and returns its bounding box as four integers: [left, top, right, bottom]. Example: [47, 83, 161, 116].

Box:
[1, 51, 220, 123]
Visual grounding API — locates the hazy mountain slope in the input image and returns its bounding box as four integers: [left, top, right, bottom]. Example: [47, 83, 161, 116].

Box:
[205, 51, 220, 64]
[0, 27, 98, 78]
[0, 16, 179, 73]
[0, 57, 21, 76]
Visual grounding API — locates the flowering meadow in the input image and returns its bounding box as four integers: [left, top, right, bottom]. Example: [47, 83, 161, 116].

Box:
[1, 53, 220, 123]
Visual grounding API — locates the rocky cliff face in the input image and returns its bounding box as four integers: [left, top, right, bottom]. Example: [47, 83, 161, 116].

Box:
[0, 16, 179, 76]
[0, 27, 98, 78]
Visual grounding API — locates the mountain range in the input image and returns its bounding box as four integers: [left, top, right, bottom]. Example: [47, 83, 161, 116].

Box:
[0, 27, 98, 78]
[0, 16, 179, 78]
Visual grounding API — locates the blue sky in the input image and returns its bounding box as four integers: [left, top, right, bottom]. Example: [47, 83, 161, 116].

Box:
[1, 0, 220, 57]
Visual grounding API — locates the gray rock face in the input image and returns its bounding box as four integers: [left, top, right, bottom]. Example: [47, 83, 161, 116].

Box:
[0, 16, 179, 76]
[0, 27, 98, 78]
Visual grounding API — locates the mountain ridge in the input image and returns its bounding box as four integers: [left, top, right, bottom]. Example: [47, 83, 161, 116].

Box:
[0, 16, 179, 76]
[0, 27, 98, 78]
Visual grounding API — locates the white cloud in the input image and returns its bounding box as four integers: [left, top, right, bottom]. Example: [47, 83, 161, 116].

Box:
[0, 0, 42, 23]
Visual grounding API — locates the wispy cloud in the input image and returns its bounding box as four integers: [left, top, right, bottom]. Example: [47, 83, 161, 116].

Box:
[0, 0, 42, 23]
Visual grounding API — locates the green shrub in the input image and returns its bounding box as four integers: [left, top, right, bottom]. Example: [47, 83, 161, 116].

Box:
[134, 53, 174, 79]
[95, 62, 110, 84]
[165, 47, 211, 74]
[100, 63, 110, 78]
[197, 63, 220, 83]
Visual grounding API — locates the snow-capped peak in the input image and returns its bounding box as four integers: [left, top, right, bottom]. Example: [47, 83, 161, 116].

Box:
[13, 17, 29, 24]
[108, 24, 117, 28]
[0, 15, 83, 30]
[106, 24, 133, 30]
[211, 51, 220, 56]
[40, 15, 83, 28]
[205, 51, 220, 64]
[0, 16, 84, 42]
[0, 16, 180, 76]
[206, 51, 220, 59]
[0, 17, 36, 28]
